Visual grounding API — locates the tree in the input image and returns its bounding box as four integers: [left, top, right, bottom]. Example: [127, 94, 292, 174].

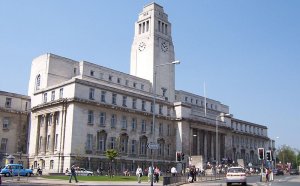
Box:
[105, 149, 118, 178]
[277, 145, 299, 168]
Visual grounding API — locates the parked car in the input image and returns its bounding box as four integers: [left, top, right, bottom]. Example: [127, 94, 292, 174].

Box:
[290, 169, 299, 175]
[226, 167, 247, 186]
[0, 164, 33, 177]
[65, 168, 93, 176]
[274, 169, 284, 176]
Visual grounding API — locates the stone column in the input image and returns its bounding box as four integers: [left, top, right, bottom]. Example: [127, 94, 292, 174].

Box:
[41, 114, 47, 155]
[35, 115, 41, 155]
[49, 113, 56, 154]
[203, 131, 207, 162]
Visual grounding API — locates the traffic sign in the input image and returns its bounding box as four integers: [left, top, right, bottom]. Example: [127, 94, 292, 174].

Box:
[147, 143, 159, 149]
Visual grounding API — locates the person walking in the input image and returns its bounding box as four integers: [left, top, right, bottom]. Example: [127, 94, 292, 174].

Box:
[136, 165, 143, 183]
[69, 165, 78, 183]
[148, 165, 153, 182]
[171, 166, 177, 177]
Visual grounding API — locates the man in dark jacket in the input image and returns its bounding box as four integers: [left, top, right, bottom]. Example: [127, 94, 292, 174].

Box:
[69, 165, 78, 183]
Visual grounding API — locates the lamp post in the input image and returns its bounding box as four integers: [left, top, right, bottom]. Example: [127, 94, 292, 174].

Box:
[215, 113, 230, 166]
[151, 60, 180, 186]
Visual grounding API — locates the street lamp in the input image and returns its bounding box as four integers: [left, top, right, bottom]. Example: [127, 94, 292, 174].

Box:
[215, 113, 230, 166]
[151, 60, 180, 186]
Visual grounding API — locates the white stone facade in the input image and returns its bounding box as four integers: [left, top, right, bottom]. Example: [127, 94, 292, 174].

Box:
[0, 91, 30, 167]
[26, 2, 272, 174]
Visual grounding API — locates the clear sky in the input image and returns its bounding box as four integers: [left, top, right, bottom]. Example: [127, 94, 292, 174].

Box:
[1, 0, 299, 150]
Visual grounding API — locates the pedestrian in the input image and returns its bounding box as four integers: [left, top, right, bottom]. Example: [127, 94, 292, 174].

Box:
[148, 165, 153, 182]
[136, 165, 143, 183]
[171, 166, 177, 177]
[69, 165, 78, 183]
[154, 166, 160, 183]
[265, 168, 269, 182]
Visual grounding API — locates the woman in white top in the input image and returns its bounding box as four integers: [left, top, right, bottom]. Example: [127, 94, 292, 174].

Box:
[136, 165, 143, 183]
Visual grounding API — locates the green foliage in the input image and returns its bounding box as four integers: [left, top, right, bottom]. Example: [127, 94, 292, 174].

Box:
[277, 145, 299, 168]
[105, 149, 119, 161]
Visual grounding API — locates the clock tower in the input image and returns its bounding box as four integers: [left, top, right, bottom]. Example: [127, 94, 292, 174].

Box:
[130, 3, 176, 102]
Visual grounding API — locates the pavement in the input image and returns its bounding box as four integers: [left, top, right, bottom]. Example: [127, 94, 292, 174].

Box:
[0, 176, 164, 186]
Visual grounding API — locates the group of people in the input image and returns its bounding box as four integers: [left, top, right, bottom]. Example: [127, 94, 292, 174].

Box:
[135, 165, 161, 183]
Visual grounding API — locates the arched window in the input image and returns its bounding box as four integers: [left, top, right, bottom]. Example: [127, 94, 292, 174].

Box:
[36, 74, 41, 90]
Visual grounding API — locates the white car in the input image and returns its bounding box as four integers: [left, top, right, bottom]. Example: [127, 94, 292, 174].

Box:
[226, 167, 247, 186]
[65, 168, 93, 176]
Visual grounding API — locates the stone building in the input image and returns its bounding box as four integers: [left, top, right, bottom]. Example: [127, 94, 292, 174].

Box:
[0, 91, 30, 167]
[27, 3, 271, 174]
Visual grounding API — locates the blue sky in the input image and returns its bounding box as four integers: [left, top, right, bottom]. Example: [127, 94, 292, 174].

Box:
[1, 0, 299, 150]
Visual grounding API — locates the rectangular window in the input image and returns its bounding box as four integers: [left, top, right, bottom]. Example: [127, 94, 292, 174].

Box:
[88, 110, 94, 124]
[125, 80, 129, 86]
[159, 123, 163, 135]
[46, 135, 50, 150]
[117, 78, 121, 84]
[86, 134, 93, 151]
[132, 98, 137, 109]
[0, 138, 8, 151]
[55, 112, 60, 125]
[146, 21, 149, 32]
[131, 140, 136, 154]
[51, 91, 55, 101]
[139, 23, 141, 34]
[141, 119, 146, 133]
[100, 112, 106, 126]
[5, 98, 12, 108]
[142, 100, 146, 111]
[25, 102, 28, 111]
[3, 117, 9, 129]
[151, 102, 154, 113]
[47, 114, 52, 126]
[90, 70, 94, 76]
[111, 114, 117, 128]
[122, 96, 127, 107]
[159, 105, 163, 115]
[74, 68, 77, 75]
[158, 20, 161, 32]
[167, 107, 171, 116]
[110, 137, 116, 149]
[99, 136, 106, 152]
[109, 75, 113, 81]
[101, 91, 106, 103]
[121, 116, 127, 129]
[43, 93, 47, 103]
[133, 82, 137, 88]
[59, 88, 63, 99]
[54, 134, 58, 150]
[89, 88, 95, 100]
[167, 124, 170, 136]
[112, 93, 117, 105]
[131, 118, 137, 131]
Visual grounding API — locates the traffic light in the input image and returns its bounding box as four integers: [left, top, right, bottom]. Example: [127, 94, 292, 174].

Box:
[258, 148, 264, 160]
[176, 152, 182, 162]
[266, 150, 272, 161]
[181, 153, 185, 160]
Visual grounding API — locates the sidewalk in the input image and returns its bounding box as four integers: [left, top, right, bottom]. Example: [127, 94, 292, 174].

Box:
[1, 176, 163, 185]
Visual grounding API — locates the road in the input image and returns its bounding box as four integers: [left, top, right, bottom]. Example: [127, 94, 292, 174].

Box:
[182, 175, 300, 186]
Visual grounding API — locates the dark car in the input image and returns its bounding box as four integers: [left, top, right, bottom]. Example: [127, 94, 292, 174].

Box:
[290, 169, 299, 175]
[275, 169, 284, 176]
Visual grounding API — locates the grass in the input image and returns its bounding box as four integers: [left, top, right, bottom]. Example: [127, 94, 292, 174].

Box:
[42, 175, 149, 182]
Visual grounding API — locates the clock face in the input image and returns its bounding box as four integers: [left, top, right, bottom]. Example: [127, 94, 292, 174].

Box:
[161, 42, 168, 52]
[138, 42, 146, 51]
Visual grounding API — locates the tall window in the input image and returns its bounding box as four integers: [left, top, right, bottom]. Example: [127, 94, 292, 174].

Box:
[111, 114, 117, 128]
[167, 107, 171, 116]
[167, 144, 170, 156]
[150, 122, 153, 134]
[141, 120, 146, 133]
[158, 142, 164, 156]
[159, 105, 163, 115]
[89, 88, 95, 100]
[43, 93, 47, 103]
[167, 124, 170, 136]
[101, 91, 106, 103]
[99, 135, 106, 152]
[122, 96, 127, 107]
[132, 98, 137, 109]
[36, 74, 41, 90]
[112, 93, 117, 105]
[131, 118, 137, 131]
[59, 88, 63, 98]
[121, 116, 127, 129]
[88, 110, 94, 124]
[0, 138, 8, 151]
[99, 112, 106, 126]
[159, 123, 163, 135]
[46, 135, 50, 150]
[51, 91, 55, 101]
[142, 100, 146, 111]
[54, 134, 58, 150]
[110, 137, 116, 149]
[131, 140, 136, 154]
[50, 160, 54, 169]
[3, 117, 9, 129]
[55, 112, 60, 125]
[150, 102, 154, 113]
[5, 98, 12, 108]
[120, 135, 128, 153]
[139, 137, 147, 155]
[86, 134, 93, 151]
